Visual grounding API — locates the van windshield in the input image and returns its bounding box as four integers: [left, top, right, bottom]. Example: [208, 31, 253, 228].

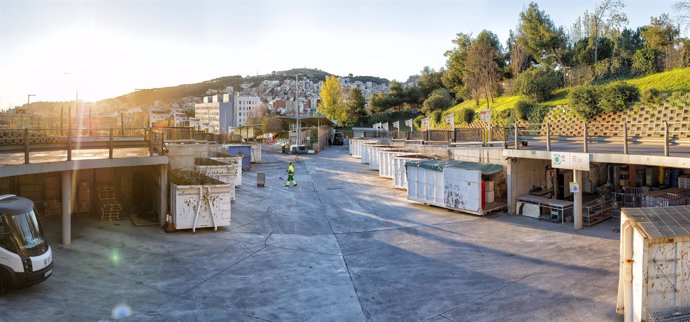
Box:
[7, 210, 45, 250]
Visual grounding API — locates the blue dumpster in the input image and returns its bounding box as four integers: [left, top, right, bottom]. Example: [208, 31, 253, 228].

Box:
[226, 145, 251, 171]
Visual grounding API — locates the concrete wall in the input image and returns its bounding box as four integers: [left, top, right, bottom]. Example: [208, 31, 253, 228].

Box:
[166, 143, 214, 171]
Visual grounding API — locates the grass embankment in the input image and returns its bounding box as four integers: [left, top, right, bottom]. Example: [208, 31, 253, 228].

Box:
[445, 67, 690, 115]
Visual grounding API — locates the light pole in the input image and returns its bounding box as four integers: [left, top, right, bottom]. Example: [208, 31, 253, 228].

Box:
[27, 94, 36, 105]
[295, 74, 301, 151]
[64, 73, 78, 130]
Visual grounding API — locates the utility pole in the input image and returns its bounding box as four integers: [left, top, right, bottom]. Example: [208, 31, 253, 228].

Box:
[296, 74, 300, 151]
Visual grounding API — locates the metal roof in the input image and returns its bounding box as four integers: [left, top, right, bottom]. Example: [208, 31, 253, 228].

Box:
[623, 206, 690, 240]
[0, 195, 35, 215]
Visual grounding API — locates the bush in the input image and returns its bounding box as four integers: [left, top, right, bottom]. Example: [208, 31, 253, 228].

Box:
[421, 88, 453, 114]
[597, 82, 640, 113]
[569, 85, 600, 120]
[461, 108, 475, 124]
[430, 110, 443, 126]
[527, 105, 551, 125]
[593, 57, 632, 80]
[496, 109, 515, 126]
[513, 67, 562, 102]
[632, 47, 663, 75]
[641, 88, 663, 105]
[515, 100, 535, 121]
[413, 114, 425, 130]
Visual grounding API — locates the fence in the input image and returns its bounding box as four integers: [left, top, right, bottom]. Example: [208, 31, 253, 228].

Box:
[506, 121, 690, 156]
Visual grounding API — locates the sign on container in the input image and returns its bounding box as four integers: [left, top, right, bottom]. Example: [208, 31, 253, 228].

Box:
[551, 152, 591, 171]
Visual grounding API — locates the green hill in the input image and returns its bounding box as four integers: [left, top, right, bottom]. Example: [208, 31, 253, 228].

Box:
[445, 67, 690, 115]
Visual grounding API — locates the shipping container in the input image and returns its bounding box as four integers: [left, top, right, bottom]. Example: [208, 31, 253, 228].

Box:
[193, 158, 237, 201]
[617, 206, 690, 321]
[169, 171, 232, 232]
[392, 154, 429, 189]
[379, 150, 413, 178]
[406, 160, 504, 215]
[223, 144, 252, 171]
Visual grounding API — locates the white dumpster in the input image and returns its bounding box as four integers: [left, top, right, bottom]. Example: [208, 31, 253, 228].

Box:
[377, 149, 410, 176]
[170, 171, 232, 232]
[617, 206, 690, 322]
[208, 153, 243, 188]
[392, 154, 429, 189]
[250, 144, 262, 163]
[406, 159, 448, 207]
[194, 158, 237, 201]
[368, 146, 397, 170]
[351, 138, 375, 158]
[361, 144, 388, 165]
[443, 162, 504, 215]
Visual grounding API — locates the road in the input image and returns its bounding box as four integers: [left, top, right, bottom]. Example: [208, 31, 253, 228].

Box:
[0, 146, 621, 321]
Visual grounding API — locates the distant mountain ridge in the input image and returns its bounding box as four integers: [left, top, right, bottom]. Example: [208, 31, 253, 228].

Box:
[97, 68, 390, 108]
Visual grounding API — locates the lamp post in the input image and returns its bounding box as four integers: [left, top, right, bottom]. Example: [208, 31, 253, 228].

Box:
[295, 74, 301, 151]
[27, 94, 36, 105]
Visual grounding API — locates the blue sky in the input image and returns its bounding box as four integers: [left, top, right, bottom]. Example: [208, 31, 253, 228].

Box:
[0, 0, 680, 107]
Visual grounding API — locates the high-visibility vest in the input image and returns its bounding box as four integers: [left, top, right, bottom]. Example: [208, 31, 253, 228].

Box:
[288, 165, 295, 174]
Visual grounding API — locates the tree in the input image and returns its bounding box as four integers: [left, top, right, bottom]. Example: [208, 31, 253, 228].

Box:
[507, 29, 531, 77]
[345, 88, 367, 126]
[421, 88, 453, 114]
[261, 115, 284, 135]
[418, 66, 445, 98]
[641, 14, 680, 50]
[588, 0, 628, 64]
[674, 1, 690, 33]
[517, 2, 567, 67]
[615, 28, 643, 57]
[463, 30, 503, 106]
[318, 76, 347, 124]
[443, 33, 472, 98]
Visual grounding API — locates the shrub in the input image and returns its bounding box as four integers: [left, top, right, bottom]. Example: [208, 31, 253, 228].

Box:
[597, 82, 640, 113]
[640, 88, 662, 105]
[527, 105, 551, 125]
[593, 57, 632, 80]
[569, 85, 600, 120]
[430, 110, 443, 125]
[413, 114, 425, 130]
[513, 67, 562, 102]
[496, 108, 515, 126]
[632, 47, 663, 75]
[461, 108, 475, 124]
[515, 99, 535, 121]
[421, 88, 453, 114]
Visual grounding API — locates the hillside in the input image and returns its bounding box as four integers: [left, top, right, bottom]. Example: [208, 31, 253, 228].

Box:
[445, 67, 690, 116]
[97, 68, 389, 109]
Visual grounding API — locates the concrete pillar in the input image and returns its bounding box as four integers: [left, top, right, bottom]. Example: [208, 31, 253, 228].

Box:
[61, 170, 72, 245]
[573, 169, 583, 230]
[506, 159, 517, 214]
[159, 164, 168, 226]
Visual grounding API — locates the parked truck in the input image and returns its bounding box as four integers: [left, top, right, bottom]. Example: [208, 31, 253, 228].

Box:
[0, 194, 53, 294]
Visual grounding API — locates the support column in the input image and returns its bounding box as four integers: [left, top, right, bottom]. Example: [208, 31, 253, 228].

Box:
[506, 159, 517, 214]
[61, 170, 72, 245]
[159, 164, 168, 226]
[573, 169, 583, 230]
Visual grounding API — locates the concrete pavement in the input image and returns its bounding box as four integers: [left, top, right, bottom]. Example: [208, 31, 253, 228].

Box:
[0, 146, 621, 321]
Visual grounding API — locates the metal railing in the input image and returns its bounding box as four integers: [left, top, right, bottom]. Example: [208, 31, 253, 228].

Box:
[506, 121, 690, 156]
[0, 127, 167, 164]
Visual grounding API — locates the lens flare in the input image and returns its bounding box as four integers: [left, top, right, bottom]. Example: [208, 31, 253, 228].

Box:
[111, 304, 132, 319]
[109, 249, 122, 266]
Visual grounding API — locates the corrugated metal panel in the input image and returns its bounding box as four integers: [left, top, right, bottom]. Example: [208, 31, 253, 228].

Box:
[624, 206, 690, 241]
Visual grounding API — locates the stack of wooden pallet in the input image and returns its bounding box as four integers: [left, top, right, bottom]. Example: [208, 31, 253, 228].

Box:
[96, 185, 122, 221]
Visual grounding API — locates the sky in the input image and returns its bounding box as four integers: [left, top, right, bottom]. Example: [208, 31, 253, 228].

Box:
[0, 0, 681, 108]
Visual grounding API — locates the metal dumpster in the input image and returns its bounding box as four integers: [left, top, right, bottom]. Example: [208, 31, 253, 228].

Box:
[372, 147, 407, 173]
[361, 144, 388, 165]
[617, 206, 690, 321]
[170, 171, 232, 232]
[208, 153, 243, 188]
[193, 158, 237, 201]
[224, 144, 251, 171]
[392, 154, 429, 190]
[379, 150, 413, 178]
[250, 144, 262, 163]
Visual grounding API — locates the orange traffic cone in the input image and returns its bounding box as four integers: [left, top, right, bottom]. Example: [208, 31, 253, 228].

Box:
[165, 212, 175, 233]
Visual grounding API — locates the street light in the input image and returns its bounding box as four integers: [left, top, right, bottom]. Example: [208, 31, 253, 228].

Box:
[27, 94, 36, 105]
[295, 74, 300, 151]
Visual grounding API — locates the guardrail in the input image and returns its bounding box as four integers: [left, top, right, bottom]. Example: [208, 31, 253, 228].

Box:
[0, 127, 167, 164]
[506, 121, 690, 156]
[391, 128, 484, 144]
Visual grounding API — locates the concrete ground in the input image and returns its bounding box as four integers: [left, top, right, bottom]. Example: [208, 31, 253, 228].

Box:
[0, 146, 621, 321]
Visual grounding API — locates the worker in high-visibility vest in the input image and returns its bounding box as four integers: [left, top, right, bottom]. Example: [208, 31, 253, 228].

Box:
[285, 161, 297, 187]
